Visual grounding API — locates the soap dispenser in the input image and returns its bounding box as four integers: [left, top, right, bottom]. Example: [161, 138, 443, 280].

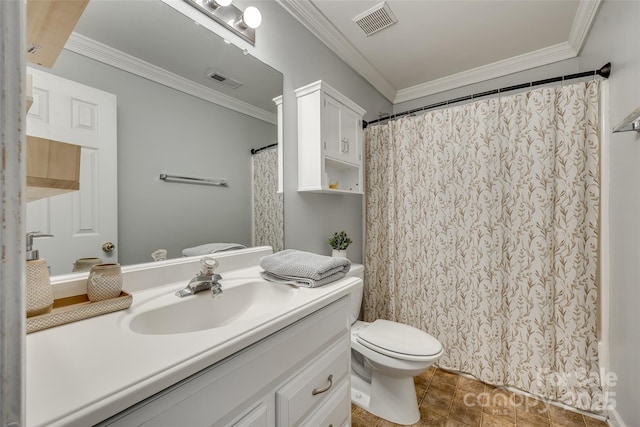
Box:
[25, 232, 54, 317]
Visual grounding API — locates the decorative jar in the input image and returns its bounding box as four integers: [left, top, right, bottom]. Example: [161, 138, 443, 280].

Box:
[26, 259, 54, 317]
[87, 263, 123, 302]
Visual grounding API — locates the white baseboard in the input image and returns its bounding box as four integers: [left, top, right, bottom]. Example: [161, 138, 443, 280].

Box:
[608, 408, 628, 427]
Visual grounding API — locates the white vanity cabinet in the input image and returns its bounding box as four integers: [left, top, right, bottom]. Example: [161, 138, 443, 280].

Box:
[98, 297, 351, 427]
[296, 80, 366, 194]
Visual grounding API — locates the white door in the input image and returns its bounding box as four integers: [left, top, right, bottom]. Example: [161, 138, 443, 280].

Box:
[26, 67, 118, 275]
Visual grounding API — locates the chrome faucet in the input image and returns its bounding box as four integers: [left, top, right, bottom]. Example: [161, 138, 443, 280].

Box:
[175, 257, 223, 298]
[26, 231, 54, 261]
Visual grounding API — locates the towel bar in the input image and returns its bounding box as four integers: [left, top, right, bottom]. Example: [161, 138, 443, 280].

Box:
[159, 174, 228, 187]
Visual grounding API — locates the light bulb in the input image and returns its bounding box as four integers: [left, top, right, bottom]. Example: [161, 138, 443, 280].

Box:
[241, 6, 262, 29]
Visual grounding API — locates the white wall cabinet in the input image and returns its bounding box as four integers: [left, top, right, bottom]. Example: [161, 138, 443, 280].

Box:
[296, 81, 366, 194]
[98, 297, 351, 427]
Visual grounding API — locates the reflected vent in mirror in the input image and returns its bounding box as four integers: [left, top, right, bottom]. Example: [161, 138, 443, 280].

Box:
[353, 2, 397, 37]
[205, 69, 242, 89]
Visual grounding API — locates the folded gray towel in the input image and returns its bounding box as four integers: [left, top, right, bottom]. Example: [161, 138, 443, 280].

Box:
[259, 249, 350, 288]
[182, 243, 246, 257]
[260, 270, 346, 288]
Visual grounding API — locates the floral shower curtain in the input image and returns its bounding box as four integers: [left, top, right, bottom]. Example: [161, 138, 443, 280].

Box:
[364, 81, 603, 411]
[252, 147, 283, 252]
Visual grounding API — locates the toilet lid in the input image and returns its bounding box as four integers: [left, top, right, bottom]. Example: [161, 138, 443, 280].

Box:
[357, 319, 442, 360]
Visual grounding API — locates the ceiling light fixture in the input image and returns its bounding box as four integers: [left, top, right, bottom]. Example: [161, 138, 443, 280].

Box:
[205, 0, 232, 8]
[184, 0, 261, 45]
[237, 6, 262, 29]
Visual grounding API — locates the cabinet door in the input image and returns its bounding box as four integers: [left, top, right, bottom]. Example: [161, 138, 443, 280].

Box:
[323, 95, 342, 160]
[340, 107, 361, 165]
[323, 95, 361, 167]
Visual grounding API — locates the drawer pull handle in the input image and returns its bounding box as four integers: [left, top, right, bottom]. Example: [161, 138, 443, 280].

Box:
[312, 374, 333, 396]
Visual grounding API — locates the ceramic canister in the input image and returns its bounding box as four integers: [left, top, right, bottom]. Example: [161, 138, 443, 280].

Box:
[73, 257, 103, 272]
[87, 263, 123, 302]
[26, 259, 54, 317]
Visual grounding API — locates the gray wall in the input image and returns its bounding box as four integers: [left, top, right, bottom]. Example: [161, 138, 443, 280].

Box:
[393, 2, 640, 425]
[245, 2, 393, 263]
[581, 2, 640, 426]
[46, 50, 276, 265]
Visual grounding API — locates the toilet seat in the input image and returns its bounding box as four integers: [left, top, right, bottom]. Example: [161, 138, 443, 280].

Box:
[356, 319, 442, 362]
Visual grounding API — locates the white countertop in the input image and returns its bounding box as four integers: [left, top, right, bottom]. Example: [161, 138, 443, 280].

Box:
[26, 264, 359, 427]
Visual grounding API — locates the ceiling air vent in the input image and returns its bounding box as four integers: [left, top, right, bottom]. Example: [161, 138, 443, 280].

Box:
[205, 69, 243, 89]
[353, 2, 397, 37]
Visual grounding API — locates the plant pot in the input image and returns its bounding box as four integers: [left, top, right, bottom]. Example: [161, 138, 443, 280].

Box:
[87, 263, 123, 302]
[332, 249, 347, 258]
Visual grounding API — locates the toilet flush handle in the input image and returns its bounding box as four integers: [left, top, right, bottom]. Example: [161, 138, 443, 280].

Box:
[311, 374, 333, 396]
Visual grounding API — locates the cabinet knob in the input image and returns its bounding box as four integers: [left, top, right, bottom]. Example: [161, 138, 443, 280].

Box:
[311, 374, 333, 395]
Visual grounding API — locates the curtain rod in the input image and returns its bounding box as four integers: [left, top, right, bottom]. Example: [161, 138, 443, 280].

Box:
[363, 62, 611, 129]
[250, 143, 277, 155]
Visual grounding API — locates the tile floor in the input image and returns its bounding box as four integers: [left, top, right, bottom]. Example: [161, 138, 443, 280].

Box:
[351, 367, 609, 427]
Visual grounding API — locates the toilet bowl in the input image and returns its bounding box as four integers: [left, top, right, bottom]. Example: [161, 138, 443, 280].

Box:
[347, 264, 443, 425]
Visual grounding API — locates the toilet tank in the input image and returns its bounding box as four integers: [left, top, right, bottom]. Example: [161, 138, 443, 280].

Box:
[346, 263, 364, 324]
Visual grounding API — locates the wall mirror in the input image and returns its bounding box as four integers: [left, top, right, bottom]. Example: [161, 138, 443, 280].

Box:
[26, 0, 284, 275]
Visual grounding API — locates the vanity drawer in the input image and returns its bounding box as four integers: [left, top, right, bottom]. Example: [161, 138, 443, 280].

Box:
[299, 378, 350, 427]
[276, 338, 349, 426]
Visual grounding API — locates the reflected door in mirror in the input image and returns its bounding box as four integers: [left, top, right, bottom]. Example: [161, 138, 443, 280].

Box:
[26, 68, 118, 275]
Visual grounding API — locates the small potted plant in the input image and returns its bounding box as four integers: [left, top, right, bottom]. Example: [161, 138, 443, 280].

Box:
[328, 231, 352, 258]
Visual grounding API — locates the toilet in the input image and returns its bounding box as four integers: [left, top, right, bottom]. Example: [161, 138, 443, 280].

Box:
[347, 264, 443, 425]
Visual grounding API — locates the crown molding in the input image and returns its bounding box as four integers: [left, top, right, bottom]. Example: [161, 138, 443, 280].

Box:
[295, 80, 366, 115]
[278, 0, 601, 105]
[64, 33, 277, 125]
[275, 0, 396, 102]
[568, 0, 602, 54]
[394, 42, 577, 104]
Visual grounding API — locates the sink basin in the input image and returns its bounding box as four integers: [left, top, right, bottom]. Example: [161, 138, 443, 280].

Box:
[129, 280, 299, 335]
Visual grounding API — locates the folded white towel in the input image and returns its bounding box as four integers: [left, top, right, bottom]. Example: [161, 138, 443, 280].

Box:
[259, 249, 350, 288]
[182, 243, 246, 257]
